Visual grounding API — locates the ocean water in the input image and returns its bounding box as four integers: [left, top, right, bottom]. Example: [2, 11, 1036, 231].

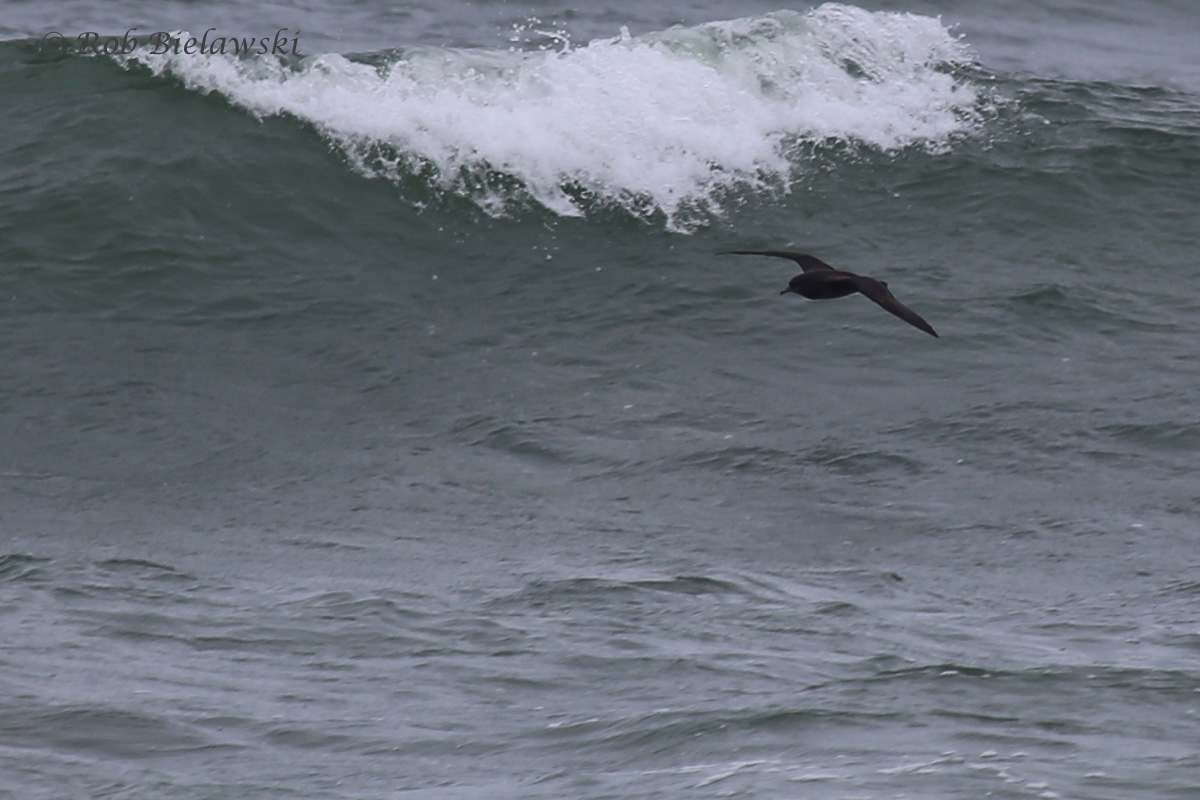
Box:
[2, 0, 1200, 797]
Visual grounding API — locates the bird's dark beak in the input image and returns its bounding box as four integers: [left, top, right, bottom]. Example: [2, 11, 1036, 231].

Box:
[780, 287, 793, 295]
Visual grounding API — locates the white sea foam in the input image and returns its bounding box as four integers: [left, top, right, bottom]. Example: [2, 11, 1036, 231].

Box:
[122, 4, 983, 229]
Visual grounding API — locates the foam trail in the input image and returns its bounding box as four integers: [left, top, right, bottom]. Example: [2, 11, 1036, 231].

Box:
[122, 4, 984, 230]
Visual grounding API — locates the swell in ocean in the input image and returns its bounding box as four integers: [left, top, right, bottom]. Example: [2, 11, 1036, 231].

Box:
[7, 2, 1197, 246]
[114, 4, 994, 231]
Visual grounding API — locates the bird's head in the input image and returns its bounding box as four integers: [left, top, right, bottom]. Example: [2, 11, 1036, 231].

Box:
[780, 275, 805, 295]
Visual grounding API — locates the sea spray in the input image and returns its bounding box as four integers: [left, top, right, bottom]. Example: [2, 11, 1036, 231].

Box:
[121, 4, 987, 230]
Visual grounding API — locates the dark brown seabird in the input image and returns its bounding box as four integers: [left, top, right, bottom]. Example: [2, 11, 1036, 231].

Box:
[722, 250, 939, 338]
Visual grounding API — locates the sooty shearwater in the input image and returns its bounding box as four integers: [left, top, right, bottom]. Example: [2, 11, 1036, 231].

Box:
[722, 250, 939, 338]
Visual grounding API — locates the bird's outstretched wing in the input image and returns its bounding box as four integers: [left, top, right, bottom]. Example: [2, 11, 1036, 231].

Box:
[720, 251, 836, 273]
[852, 276, 939, 338]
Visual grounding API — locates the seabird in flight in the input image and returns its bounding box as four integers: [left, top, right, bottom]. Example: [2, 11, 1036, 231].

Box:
[722, 250, 939, 338]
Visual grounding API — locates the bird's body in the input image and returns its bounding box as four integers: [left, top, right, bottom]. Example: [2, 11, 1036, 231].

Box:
[722, 250, 939, 338]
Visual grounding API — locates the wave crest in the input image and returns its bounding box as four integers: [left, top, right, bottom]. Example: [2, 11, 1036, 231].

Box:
[122, 4, 987, 230]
